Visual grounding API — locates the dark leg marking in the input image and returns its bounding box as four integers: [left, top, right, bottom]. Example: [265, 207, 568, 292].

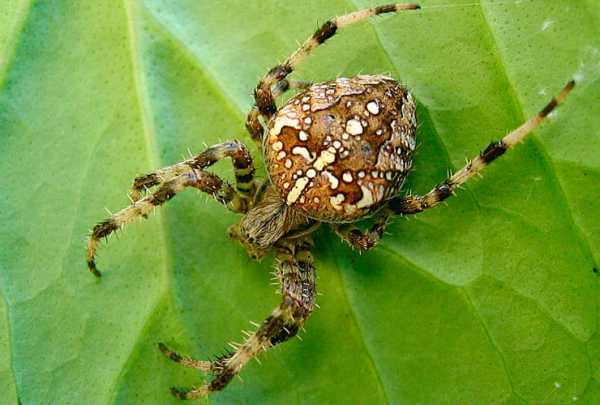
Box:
[334, 210, 391, 252]
[480, 140, 508, 164]
[389, 80, 575, 216]
[86, 170, 235, 277]
[250, 3, 421, 122]
[162, 237, 317, 399]
[129, 141, 256, 212]
[314, 21, 337, 44]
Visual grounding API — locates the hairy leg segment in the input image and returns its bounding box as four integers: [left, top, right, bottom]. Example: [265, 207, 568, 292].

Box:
[86, 141, 257, 277]
[130, 140, 256, 208]
[245, 79, 313, 142]
[160, 236, 316, 399]
[389, 80, 575, 215]
[334, 209, 392, 252]
[252, 3, 420, 120]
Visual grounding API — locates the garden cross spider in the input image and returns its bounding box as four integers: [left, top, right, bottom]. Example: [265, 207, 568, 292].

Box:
[86, 2, 575, 400]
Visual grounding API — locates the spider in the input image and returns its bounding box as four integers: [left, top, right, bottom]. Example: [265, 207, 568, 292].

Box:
[86, 2, 575, 400]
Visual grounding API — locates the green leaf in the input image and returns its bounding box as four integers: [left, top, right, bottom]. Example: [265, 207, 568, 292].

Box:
[1, 0, 599, 403]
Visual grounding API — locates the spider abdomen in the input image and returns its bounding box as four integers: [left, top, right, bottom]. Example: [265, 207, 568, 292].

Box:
[265, 74, 417, 222]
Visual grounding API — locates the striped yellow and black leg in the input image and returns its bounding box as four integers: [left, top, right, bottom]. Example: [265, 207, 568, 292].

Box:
[245, 79, 313, 143]
[253, 3, 421, 119]
[160, 237, 317, 399]
[388, 80, 575, 215]
[130, 141, 257, 212]
[245, 106, 264, 143]
[273, 79, 313, 97]
[334, 209, 391, 252]
[86, 170, 235, 277]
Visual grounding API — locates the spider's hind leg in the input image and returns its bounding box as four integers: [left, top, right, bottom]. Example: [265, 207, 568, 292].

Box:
[334, 209, 391, 252]
[387, 80, 575, 216]
[160, 237, 316, 400]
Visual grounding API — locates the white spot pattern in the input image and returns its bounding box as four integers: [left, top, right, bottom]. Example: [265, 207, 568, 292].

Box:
[287, 177, 310, 204]
[366, 100, 380, 115]
[346, 119, 363, 135]
[292, 146, 314, 161]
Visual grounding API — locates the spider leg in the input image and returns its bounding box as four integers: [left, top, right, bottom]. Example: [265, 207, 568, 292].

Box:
[86, 170, 236, 277]
[388, 80, 575, 215]
[163, 237, 316, 400]
[273, 79, 313, 96]
[252, 3, 420, 119]
[130, 141, 256, 211]
[333, 209, 391, 252]
[245, 79, 313, 143]
[157, 343, 213, 372]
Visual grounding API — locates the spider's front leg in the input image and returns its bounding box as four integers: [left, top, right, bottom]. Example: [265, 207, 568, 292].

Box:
[160, 237, 316, 399]
[245, 79, 313, 143]
[86, 141, 257, 277]
[130, 141, 256, 210]
[252, 3, 420, 121]
[87, 170, 236, 277]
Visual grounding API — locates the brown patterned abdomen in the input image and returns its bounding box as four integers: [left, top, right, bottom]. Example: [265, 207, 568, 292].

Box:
[265, 75, 417, 222]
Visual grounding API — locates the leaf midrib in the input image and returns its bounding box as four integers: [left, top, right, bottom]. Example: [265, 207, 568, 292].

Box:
[107, 1, 173, 403]
[0, 0, 32, 90]
[0, 289, 18, 403]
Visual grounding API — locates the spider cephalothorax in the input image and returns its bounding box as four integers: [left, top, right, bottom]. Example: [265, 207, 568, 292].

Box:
[85, 2, 575, 400]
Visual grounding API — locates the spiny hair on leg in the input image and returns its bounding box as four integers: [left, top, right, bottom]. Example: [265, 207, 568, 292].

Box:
[389, 79, 575, 215]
